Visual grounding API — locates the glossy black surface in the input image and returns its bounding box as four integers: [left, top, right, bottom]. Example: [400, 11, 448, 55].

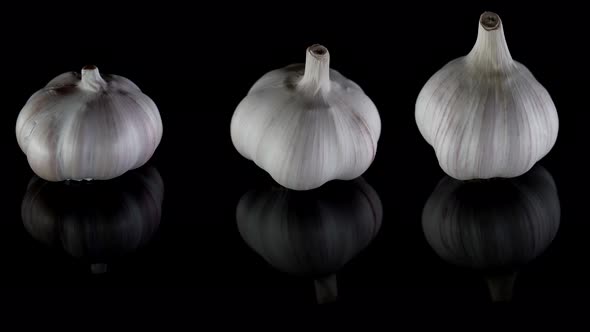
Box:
[0, 3, 588, 307]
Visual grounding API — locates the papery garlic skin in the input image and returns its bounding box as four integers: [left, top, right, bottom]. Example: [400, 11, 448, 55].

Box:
[16, 66, 163, 181]
[415, 12, 558, 180]
[231, 45, 381, 190]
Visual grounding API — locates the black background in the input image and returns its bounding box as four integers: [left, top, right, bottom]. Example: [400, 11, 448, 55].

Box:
[0, 2, 588, 312]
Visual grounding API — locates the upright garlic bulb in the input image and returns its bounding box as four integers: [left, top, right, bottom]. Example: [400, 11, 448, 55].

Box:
[231, 45, 381, 190]
[16, 66, 163, 181]
[415, 12, 558, 180]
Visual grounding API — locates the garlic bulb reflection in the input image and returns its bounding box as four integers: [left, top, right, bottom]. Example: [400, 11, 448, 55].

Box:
[16, 66, 163, 181]
[415, 12, 558, 180]
[236, 178, 382, 303]
[422, 166, 560, 301]
[21, 166, 164, 272]
[231, 44, 381, 190]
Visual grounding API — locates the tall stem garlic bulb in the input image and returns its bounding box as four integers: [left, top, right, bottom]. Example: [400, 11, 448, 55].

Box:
[16, 66, 163, 181]
[231, 45, 381, 190]
[415, 12, 558, 180]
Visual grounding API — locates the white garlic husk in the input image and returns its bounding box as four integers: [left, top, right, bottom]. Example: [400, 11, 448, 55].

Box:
[415, 12, 558, 180]
[231, 45, 381, 190]
[16, 65, 163, 181]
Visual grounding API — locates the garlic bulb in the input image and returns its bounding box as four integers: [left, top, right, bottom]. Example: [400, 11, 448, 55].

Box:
[236, 178, 382, 303]
[16, 66, 163, 181]
[231, 45, 381, 190]
[415, 12, 558, 180]
[21, 166, 164, 272]
[422, 166, 560, 300]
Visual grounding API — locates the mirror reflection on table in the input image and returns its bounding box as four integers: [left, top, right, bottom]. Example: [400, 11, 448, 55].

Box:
[20, 166, 164, 274]
[236, 177, 382, 304]
[422, 165, 561, 302]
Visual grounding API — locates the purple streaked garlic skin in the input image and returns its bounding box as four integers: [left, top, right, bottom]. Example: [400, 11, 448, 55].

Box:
[415, 12, 558, 180]
[16, 65, 163, 181]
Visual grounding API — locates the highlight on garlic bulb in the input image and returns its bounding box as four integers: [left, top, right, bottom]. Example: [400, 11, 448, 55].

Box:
[231, 44, 381, 190]
[16, 65, 163, 182]
[236, 178, 382, 303]
[415, 12, 558, 180]
[422, 165, 560, 301]
[21, 166, 164, 273]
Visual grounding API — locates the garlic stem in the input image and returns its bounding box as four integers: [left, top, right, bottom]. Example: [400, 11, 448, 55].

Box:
[299, 44, 331, 94]
[467, 12, 514, 70]
[80, 65, 107, 92]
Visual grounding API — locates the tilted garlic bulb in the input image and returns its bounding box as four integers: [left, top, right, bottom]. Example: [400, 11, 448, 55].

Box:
[231, 45, 381, 190]
[16, 65, 163, 181]
[415, 12, 558, 180]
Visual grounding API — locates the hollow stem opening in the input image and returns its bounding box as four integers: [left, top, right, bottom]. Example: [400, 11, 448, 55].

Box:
[480, 12, 501, 30]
